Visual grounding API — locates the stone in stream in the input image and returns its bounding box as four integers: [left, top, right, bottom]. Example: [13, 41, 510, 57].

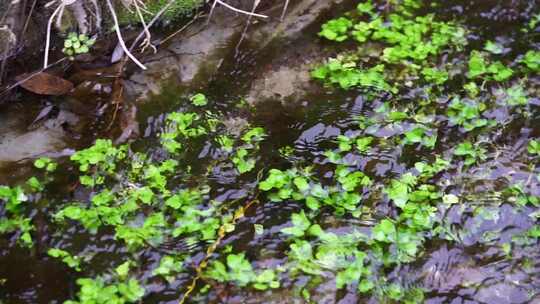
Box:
[124, 0, 355, 103]
[0, 107, 78, 167]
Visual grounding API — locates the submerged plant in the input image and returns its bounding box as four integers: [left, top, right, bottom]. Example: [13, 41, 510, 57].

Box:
[206, 253, 280, 290]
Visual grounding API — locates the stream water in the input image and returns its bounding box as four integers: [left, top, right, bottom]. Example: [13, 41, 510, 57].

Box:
[1, 0, 540, 303]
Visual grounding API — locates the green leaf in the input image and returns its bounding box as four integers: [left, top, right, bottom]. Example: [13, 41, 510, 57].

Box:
[442, 194, 459, 205]
[115, 261, 131, 278]
[254, 224, 264, 235]
[372, 219, 396, 242]
[293, 177, 309, 192]
[190, 93, 208, 106]
[281, 211, 311, 237]
[484, 41, 504, 54]
[319, 17, 352, 41]
[468, 51, 487, 78]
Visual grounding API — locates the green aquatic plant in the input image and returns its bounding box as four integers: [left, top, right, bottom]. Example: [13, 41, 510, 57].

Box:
[421, 67, 449, 85]
[453, 141, 487, 165]
[467, 51, 513, 81]
[505, 184, 539, 207]
[206, 253, 280, 290]
[71, 139, 127, 186]
[528, 140, 540, 156]
[190, 93, 208, 106]
[0, 185, 34, 247]
[484, 41, 504, 55]
[446, 97, 489, 131]
[319, 17, 353, 42]
[521, 50, 540, 71]
[501, 84, 529, 106]
[160, 112, 206, 154]
[48, 248, 83, 271]
[402, 126, 437, 149]
[355, 136, 374, 153]
[153, 255, 185, 282]
[311, 56, 392, 91]
[34, 157, 57, 172]
[414, 156, 450, 179]
[65, 277, 145, 304]
[313, 0, 467, 92]
[231, 127, 266, 174]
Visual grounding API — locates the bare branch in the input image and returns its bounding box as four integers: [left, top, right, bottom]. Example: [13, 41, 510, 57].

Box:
[105, 0, 147, 70]
[44, 3, 63, 69]
[280, 0, 290, 21]
[213, 0, 268, 19]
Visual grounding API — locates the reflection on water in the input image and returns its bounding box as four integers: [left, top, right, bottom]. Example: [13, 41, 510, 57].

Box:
[1, 0, 540, 303]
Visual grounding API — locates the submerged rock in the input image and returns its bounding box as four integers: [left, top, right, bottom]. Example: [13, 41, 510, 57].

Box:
[124, 0, 354, 103]
[124, 6, 245, 101]
[0, 108, 78, 166]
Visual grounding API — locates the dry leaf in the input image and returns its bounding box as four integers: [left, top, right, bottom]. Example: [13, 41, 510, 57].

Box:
[17, 72, 74, 95]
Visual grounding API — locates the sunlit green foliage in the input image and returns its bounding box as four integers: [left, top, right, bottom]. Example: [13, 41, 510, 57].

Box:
[467, 51, 513, 81]
[206, 253, 280, 290]
[65, 277, 144, 304]
[446, 97, 489, 131]
[453, 141, 487, 165]
[313, 2, 467, 92]
[0, 185, 32, 246]
[48, 248, 83, 271]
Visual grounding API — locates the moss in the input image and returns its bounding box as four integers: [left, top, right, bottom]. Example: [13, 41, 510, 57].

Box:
[119, 0, 204, 25]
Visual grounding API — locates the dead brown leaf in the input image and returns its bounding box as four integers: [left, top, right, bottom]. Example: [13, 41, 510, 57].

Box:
[16, 72, 73, 95]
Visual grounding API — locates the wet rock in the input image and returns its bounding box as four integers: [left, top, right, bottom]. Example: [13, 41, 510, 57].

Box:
[243, 0, 356, 105]
[222, 116, 249, 137]
[124, 0, 354, 103]
[476, 283, 530, 304]
[246, 66, 313, 105]
[420, 245, 488, 292]
[247, 0, 352, 48]
[0, 26, 17, 60]
[0, 108, 78, 166]
[124, 7, 245, 101]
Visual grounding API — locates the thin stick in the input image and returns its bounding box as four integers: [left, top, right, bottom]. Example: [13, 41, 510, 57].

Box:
[105, 0, 147, 70]
[280, 0, 289, 21]
[133, 0, 155, 53]
[44, 3, 63, 69]
[213, 0, 268, 18]
[235, 0, 260, 54]
[128, 0, 176, 52]
[160, 12, 204, 46]
[0, 40, 9, 85]
[178, 199, 259, 304]
[0, 57, 67, 96]
[206, 0, 219, 24]
[22, 0, 37, 36]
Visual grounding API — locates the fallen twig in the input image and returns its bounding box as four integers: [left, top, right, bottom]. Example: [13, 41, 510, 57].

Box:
[235, 0, 261, 54]
[133, 0, 156, 53]
[178, 198, 259, 304]
[22, 0, 37, 37]
[212, 0, 268, 19]
[280, 0, 290, 21]
[44, 2, 63, 68]
[105, 0, 147, 70]
[160, 12, 205, 46]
